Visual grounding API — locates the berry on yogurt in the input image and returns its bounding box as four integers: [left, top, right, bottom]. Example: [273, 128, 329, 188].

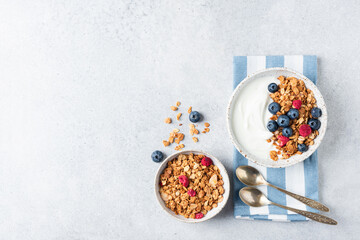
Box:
[277, 115, 290, 127]
[298, 144, 308, 152]
[268, 102, 280, 114]
[308, 118, 321, 130]
[292, 100, 302, 109]
[282, 127, 293, 137]
[278, 135, 290, 147]
[267, 120, 279, 132]
[311, 107, 322, 118]
[299, 124, 312, 137]
[268, 83, 278, 93]
[287, 108, 299, 119]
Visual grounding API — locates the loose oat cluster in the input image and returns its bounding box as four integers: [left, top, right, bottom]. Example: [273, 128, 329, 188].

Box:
[159, 153, 224, 219]
[267, 76, 320, 160]
[162, 101, 211, 150]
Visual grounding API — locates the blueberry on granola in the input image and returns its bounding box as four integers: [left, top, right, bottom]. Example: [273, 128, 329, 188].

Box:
[267, 120, 279, 132]
[298, 144, 308, 152]
[287, 108, 299, 119]
[282, 127, 293, 137]
[268, 83, 278, 93]
[277, 115, 290, 127]
[311, 107, 322, 118]
[151, 150, 164, 162]
[189, 111, 201, 123]
[268, 102, 280, 114]
[308, 118, 321, 130]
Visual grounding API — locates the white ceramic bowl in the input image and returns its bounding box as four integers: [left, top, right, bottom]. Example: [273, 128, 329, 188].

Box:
[227, 67, 327, 168]
[154, 150, 230, 223]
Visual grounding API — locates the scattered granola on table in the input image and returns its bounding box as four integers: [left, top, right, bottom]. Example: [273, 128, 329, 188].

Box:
[159, 153, 224, 219]
[160, 102, 211, 150]
[266, 76, 322, 161]
[176, 113, 182, 121]
[164, 117, 172, 124]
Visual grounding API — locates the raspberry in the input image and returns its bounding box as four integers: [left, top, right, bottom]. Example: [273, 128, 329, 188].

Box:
[299, 124, 312, 137]
[187, 189, 196, 197]
[292, 100, 302, 109]
[201, 157, 213, 167]
[278, 135, 290, 147]
[178, 175, 189, 187]
[195, 212, 204, 219]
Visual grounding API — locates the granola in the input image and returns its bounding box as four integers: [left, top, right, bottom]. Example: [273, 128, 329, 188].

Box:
[159, 153, 224, 219]
[176, 113, 182, 121]
[161, 103, 211, 149]
[164, 118, 172, 124]
[268, 76, 320, 160]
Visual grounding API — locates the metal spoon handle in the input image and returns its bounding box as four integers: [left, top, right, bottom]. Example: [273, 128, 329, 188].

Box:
[267, 183, 329, 212]
[271, 202, 337, 225]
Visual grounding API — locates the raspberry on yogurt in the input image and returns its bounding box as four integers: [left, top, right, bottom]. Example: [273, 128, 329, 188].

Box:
[292, 100, 302, 109]
[201, 157, 213, 167]
[178, 175, 189, 187]
[278, 135, 290, 147]
[195, 212, 204, 219]
[187, 189, 196, 197]
[299, 124, 312, 137]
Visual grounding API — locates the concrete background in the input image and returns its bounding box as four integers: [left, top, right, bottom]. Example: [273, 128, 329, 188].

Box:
[0, 0, 359, 239]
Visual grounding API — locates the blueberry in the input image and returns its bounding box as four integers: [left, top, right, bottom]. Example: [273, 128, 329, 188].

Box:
[277, 115, 290, 127]
[311, 107, 322, 118]
[189, 111, 201, 123]
[287, 108, 299, 119]
[268, 83, 278, 93]
[268, 102, 280, 114]
[282, 127, 293, 137]
[298, 144, 308, 152]
[151, 150, 164, 163]
[308, 118, 321, 130]
[267, 120, 279, 132]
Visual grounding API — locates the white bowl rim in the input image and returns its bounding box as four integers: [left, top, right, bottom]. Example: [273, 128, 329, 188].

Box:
[226, 67, 327, 168]
[154, 149, 230, 223]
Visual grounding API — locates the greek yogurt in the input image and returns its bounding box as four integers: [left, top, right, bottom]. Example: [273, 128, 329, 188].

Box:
[231, 76, 280, 161]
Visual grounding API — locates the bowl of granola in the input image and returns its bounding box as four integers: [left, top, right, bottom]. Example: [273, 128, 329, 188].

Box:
[154, 150, 230, 222]
[227, 67, 327, 168]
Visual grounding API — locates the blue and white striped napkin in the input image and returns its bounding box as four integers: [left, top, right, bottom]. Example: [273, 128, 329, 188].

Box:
[233, 55, 319, 222]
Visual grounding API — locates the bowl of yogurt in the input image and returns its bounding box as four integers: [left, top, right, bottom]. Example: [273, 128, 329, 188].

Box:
[227, 67, 327, 168]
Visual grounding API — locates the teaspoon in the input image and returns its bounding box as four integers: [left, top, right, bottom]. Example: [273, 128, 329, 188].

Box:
[236, 165, 329, 212]
[239, 187, 337, 225]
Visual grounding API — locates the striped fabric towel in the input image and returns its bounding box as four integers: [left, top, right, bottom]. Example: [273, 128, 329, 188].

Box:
[233, 55, 319, 222]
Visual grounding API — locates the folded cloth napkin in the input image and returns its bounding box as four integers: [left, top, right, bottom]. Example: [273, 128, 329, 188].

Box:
[233, 55, 319, 222]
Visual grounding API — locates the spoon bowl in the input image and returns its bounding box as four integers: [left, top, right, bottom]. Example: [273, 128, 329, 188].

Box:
[236, 166, 267, 186]
[239, 187, 270, 207]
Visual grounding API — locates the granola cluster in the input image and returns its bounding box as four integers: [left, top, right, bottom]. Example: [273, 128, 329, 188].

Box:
[268, 76, 319, 160]
[159, 153, 224, 219]
[162, 101, 211, 150]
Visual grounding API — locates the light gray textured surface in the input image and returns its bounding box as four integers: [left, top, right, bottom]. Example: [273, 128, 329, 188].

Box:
[0, 0, 359, 239]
